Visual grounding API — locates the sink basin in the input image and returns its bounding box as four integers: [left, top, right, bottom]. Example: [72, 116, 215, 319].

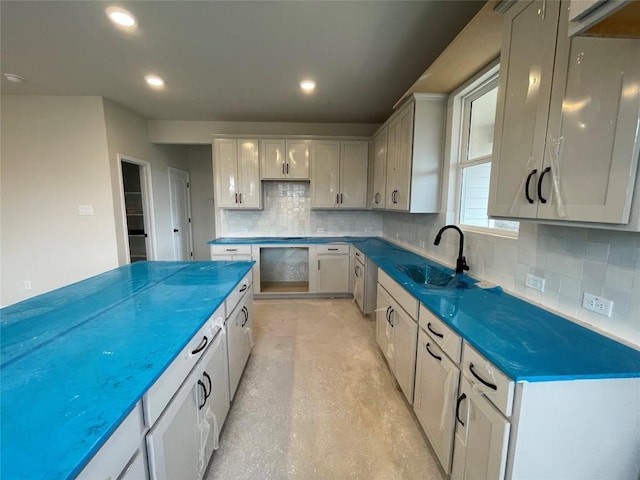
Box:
[395, 264, 471, 289]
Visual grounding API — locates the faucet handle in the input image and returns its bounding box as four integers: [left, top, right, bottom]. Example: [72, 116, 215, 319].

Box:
[457, 256, 470, 273]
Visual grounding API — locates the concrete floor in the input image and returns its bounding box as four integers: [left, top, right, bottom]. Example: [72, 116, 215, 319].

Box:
[206, 298, 445, 480]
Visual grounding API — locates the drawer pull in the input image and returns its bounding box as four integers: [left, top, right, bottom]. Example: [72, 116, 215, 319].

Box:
[386, 306, 394, 327]
[191, 336, 209, 355]
[239, 284, 248, 292]
[425, 343, 442, 361]
[241, 306, 249, 328]
[355, 265, 360, 277]
[197, 379, 207, 409]
[225, 248, 237, 252]
[469, 363, 498, 391]
[355, 252, 361, 257]
[427, 322, 444, 339]
[328, 248, 339, 251]
[456, 393, 467, 426]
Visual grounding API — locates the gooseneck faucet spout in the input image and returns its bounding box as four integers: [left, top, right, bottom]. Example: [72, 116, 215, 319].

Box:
[434, 225, 470, 275]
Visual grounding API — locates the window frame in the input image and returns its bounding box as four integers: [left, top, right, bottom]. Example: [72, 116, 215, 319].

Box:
[455, 71, 518, 238]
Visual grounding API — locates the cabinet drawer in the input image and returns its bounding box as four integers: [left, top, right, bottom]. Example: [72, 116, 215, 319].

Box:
[419, 304, 462, 363]
[225, 272, 252, 318]
[378, 269, 419, 320]
[461, 343, 515, 417]
[353, 246, 366, 264]
[143, 306, 223, 427]
[316, 243, 349, 255]
[76, 403, 144, 480]
[210, 244, 251, 256]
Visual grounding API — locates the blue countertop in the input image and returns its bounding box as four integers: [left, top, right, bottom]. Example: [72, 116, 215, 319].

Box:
[211, 236, 640, 382]
[1, 260, 254, 480]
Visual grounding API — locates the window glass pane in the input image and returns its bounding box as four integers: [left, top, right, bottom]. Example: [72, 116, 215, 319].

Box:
[468, 87, 498, 160]
[460, 162, 518, 232]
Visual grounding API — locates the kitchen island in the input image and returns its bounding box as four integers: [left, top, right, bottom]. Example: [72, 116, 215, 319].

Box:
[1, 260, 254, 480]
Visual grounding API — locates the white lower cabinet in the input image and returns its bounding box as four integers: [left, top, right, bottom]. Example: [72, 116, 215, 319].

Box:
[375, 270, 419, 404]
[451, 375, 511, 480]
[146, 328, 230, 480]
[414, 329, 460, 474]
[226, 286, 254, 400]
[310, 244, 350, 294]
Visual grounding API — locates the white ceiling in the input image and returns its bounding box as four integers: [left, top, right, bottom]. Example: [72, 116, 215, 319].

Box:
[0, 1, 485, 123]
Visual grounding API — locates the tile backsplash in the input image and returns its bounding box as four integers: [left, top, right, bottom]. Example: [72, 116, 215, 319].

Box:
[382, 212, 640, 347]
[219, 181, 383, 237]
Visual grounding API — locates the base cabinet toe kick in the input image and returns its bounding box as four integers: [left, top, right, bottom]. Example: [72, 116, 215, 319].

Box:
[77, 272, 255, 480]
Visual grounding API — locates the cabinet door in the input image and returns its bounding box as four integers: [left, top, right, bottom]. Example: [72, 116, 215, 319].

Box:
[237, 139, 260, 209]
[200, 331, 230, 464]
[340, 141, 368, 208]
[538, 35, 640, 223]
[226, 304, 246, 400]
[214, 139, 239, 208]
[414, 330, 459, 474]
[286, 140, 310, 179]
[146, 365, 203, 480]
[261, 139, 285, 179]
[385, 119, 400, 209]
[488, 0, 561, 219]
[310, 140, 341, 208]
[316, 255, 349, 293]
[392, 105, 414, 211]
[372, 130, 387, 208]
[375, 284, 394, 366]
[354, 262, 365, 312]
[451, 376, 510, 480]
[391, 302, 417, 404]
[240, 288, 254, 366]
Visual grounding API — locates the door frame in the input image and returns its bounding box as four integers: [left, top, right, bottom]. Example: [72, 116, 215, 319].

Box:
[168, 167, 194, 261]
[117, 154, 157, 263]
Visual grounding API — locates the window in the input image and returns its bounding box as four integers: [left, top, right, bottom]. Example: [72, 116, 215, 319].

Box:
[458, 76, 518, 234]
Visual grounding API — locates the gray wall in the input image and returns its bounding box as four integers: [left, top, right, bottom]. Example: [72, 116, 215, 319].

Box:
[186, 145, 215, 260]
[1, 96, 119, 305]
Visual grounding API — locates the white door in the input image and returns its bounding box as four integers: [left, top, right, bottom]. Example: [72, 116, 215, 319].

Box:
[310, 140, 341, 208]
[385, 118, 400, 208]
[414, 329, 459, 473]
[200, 331, 230, 464]
[340, 141, 368, 208]
[372, 130, 388, 208]
[451, 376, 511, 480]
[316, 255, 349, 292]
[391, 302, 417, 404]
[393, 105, 414, 211]
[237, 139, 260, 208]
[375, 285, 394, 366]
[214, 138, 239, 208]
[261, 139, 285, 179]
[487, 0, 560, 219]
[146, 365, 203, 480]
[286, 140, 310, 179]
[226, 303, 246, 400]
[354, 263, 365, 311]
[169, 168, 193, 261]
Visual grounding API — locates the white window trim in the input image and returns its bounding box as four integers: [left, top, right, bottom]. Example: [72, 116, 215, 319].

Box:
[443, 60, 518, 238]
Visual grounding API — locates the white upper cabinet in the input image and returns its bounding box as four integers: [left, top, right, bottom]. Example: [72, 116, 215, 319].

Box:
[371, 130, 388, 208]
[310, 140, 368, 209]
[375, 94, 446, 213]
[260, 139, 309, 180]
[213, 138, 261, 209]
[568, 0, 632, 36]
[489, 0, 640, 230]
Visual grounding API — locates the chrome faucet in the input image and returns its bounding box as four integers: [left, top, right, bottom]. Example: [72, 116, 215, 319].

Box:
[434, 225, 469, 275]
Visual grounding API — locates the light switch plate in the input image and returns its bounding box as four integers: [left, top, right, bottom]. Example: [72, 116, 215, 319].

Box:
[78, 205, 94, 216]
[525, 273, 545, 292]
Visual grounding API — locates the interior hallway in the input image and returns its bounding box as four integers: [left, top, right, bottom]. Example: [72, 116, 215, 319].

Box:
[206, 298, 444, 480]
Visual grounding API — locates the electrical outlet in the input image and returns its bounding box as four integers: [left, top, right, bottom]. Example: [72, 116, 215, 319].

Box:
[582, 293, 614, 318]
[525, 274, 545, 292]
[78, 205, 94, 215]
[316, 227, 325, 233]
[24, 280, 32, 290]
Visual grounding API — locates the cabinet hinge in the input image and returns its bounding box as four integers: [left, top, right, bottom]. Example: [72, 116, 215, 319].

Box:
[188, 218, 191, 223]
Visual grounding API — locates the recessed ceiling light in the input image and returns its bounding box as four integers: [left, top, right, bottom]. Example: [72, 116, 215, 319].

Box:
[106, 7, 137, 28]
[3, 73, 25, 83]
[300, 80, 316, 93]
[145, 75, 165, 88]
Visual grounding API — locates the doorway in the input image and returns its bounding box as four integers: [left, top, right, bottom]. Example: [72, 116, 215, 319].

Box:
[168, 167, 194, 261]
[119, 157, 155, 263]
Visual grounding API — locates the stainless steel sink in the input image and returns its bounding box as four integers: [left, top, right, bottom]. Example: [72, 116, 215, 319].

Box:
[395, 264, 471, 289]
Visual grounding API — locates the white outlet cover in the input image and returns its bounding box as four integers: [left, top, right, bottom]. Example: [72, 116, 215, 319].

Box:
[78, 205, 94, 216]
[582, 292, 614, 318]
[525, 273, 545, 292]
